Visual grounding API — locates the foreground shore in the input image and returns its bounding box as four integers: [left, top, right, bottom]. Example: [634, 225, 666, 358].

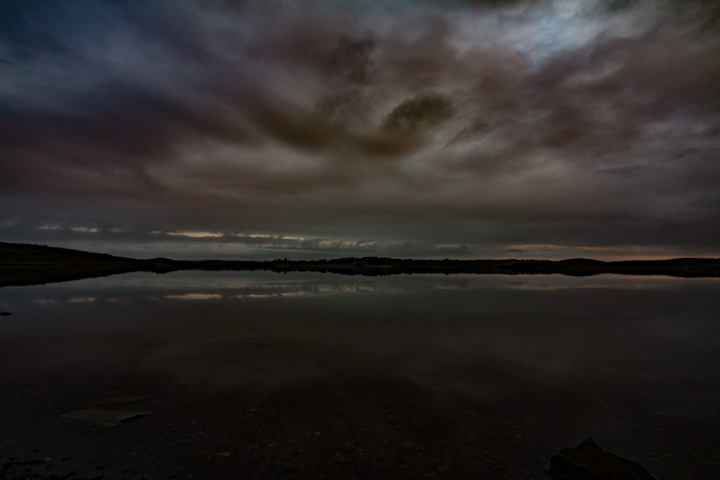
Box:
[0, 369, 676, 480]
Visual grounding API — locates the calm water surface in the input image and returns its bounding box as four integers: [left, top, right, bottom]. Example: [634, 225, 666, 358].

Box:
[1, 271, 718, 479]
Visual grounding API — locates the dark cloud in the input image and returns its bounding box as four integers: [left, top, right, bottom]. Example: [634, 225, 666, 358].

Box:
[381, 94, 454, 135]
[315, 88, 367, 128]
[1, 0, 718, 259]
[326, 33, 377, 85]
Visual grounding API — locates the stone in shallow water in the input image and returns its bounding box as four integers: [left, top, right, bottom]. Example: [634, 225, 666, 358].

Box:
[549, 438, 655, 480]
[91, 395, 152, 405]
[62, 409, 152, 428]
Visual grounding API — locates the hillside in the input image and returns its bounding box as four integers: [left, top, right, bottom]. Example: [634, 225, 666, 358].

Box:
[0, 242, 175, 287]
[2, 242, 719, 287]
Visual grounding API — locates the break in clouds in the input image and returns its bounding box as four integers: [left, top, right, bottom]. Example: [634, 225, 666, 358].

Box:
[1, 0, 719, 259]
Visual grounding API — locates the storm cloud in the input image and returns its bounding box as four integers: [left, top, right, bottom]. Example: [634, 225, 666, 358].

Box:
[1, 0, 718, 259]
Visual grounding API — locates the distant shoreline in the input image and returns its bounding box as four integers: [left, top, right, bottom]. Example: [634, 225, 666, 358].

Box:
[2, 241, 719, 287]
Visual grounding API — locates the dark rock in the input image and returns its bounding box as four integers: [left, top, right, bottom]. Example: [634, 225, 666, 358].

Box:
[549, 439, 655, 480]
[62, 408, 152, 428]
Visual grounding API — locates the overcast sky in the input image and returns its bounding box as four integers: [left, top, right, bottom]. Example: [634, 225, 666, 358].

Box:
[1, 0, 718, 260]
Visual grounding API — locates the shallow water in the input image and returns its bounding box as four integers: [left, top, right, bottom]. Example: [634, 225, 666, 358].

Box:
[1, 271, 719, 479]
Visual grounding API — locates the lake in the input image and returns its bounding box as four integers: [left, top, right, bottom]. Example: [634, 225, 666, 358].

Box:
[1, 271, 718, 479]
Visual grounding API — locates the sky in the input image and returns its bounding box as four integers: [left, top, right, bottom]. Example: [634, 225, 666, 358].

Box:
[1, 0, 719, 260]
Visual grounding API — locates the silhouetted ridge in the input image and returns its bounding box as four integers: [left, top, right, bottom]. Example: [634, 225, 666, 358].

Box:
[1, 242, 719, 287]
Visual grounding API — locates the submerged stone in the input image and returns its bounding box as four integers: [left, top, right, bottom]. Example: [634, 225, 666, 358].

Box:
[549, 438, 655, 480]
[62, 409, 152, 428]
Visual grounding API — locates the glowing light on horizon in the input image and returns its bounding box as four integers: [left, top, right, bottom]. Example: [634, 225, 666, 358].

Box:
[167, 231, 224, 238]
[70, 227, 99, 233]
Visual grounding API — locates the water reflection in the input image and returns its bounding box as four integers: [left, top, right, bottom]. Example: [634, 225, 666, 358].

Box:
[12, 271, 710, 307]
[0, 271, 718, 479]
[3, 272, 718, 386]
[166, 293, 223, 301]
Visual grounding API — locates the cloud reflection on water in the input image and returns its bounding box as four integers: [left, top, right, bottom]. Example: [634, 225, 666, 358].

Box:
[16, 270, 716, 307]
[165, 293, 222, 301]
[3, 271, 717, 390]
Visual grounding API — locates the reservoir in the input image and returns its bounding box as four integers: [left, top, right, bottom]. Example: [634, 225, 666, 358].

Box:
[1, 271, 718, 479]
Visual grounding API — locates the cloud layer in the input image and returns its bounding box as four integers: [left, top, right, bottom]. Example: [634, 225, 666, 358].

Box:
[1, 0, 719, 258]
